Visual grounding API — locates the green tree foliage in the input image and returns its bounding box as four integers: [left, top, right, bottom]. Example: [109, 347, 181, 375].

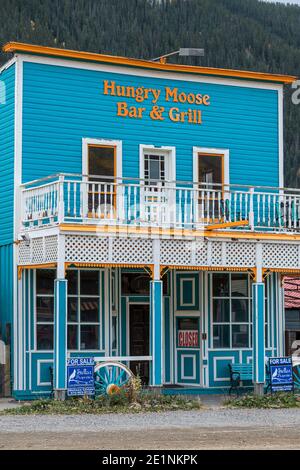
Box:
[0, 0, 299, 187]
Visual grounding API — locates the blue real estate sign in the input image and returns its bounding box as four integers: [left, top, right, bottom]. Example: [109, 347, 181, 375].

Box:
[269, 357, 293, 393]
[67, 357, 95, 397]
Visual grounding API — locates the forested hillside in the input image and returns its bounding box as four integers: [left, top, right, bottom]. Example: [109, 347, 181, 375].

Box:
[0, 0, 300, 187]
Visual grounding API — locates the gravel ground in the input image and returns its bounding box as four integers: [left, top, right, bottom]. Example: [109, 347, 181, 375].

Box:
[1, 408, 300, 449]
[0, 408, 300, 431]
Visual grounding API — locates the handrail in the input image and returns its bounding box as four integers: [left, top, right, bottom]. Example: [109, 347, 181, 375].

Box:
[21, 172, 300, 193]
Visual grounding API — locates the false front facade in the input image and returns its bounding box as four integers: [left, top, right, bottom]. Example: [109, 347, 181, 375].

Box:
[0, 42, 298, 398]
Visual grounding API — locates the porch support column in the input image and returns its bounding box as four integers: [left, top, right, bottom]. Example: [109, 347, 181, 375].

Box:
[150, 239, 163, 387]
[53, 236, 67, 400]
[252, 251, 265, 396]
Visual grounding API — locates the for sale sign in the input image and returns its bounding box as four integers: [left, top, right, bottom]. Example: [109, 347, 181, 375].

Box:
[67, 357, 95, 397]
[269, 357, 294, 393]
[178, 330, 199, 348]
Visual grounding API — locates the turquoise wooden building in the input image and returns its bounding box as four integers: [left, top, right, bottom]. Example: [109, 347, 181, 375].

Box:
[0, 42, 298, 399]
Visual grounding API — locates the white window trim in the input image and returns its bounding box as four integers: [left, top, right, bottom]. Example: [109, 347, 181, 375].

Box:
[139, 145, 176, 225]
[192, 146, 230, 186]
[82, 138, 122, 179]
[82, 138, 123, 221]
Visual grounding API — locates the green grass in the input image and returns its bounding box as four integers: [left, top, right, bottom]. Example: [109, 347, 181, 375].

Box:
[0, 393, 202, 415]
[224, 392, 300, 409]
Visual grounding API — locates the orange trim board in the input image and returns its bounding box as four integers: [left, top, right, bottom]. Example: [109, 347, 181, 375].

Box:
[3, 42, 296, 84]
[59, 223, 300, 241]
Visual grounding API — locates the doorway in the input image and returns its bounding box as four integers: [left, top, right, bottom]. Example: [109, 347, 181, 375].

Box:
[129, 304, 150, 385]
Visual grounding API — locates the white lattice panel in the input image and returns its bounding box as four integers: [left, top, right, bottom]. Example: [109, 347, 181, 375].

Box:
[44, 235, 58, 262]
[65, 236, 109, 263]
[263, 243, 299, 268]
[160, 240, 192, 265]
[226, 242, 256, 267]
[195, 241, 209, 265]
[112, 238, 153, 264]
[19, 242, 31, 265]
[211, 242, 223, 266]
[31, 238, 44, 264]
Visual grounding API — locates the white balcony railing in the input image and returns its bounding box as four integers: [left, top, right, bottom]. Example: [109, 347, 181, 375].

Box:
[20, 174, 300, 233]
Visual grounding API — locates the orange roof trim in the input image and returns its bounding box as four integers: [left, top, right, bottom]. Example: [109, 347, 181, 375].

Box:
[3, 42, 297, 84]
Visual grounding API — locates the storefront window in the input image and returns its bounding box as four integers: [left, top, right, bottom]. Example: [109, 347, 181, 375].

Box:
[66, 270, 101, 350]
[212, 273, 269, 349]
[36, 269, 55, 350]
[212, 273, 251, 349]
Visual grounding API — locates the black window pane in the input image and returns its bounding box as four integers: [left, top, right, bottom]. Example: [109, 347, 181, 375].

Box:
[177, 318, 199, 330]
[112, 316, 117, 350]
[213, 325, 230, 348]
[232, 299, 249, 323]
[213, 273, 229, 297]
[67, 325, 78, 349]
[121, 273, 150, 295]
[80, 271, 99, 296]
[36, 297, 54, 322]
[232, 324, 249, 348]
[68, 297, 78, 322]
[80, 325, 99, 349]
[213, 299, 230, 322]
[231, 274, 248, 297]
[66, 270, 78, 295]
[36, 269, 55, 295]
[80, 298, 99, 322]
[88, 146, 114, 181]
[37, 325, 53, 350]
[198, 154, 222, 189]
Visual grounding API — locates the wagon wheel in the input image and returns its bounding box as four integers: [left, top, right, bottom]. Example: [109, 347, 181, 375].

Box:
[293, 365, 300, 390]
[94, 361, 134, 396]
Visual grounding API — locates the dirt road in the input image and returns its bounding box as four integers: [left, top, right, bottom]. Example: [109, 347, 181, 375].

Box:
[0, 408, 299, 450]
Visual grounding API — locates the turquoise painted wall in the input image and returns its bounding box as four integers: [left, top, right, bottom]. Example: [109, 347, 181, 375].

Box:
[0, 64, 15, 343]
[22, 62, 279, 186]
[0, 64, 15, 244]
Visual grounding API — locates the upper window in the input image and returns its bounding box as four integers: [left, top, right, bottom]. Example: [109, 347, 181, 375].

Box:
[88, 145, 115, 182]
[88, 145, 116, 216]
[144, 153, 166, 186]
[198, 154, 223, 190]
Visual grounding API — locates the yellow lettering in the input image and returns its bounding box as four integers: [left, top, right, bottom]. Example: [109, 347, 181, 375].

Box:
[117, 102, 129, 117]
[169, 107, 180, 122]
[103, 80, 116, 96]
[165, 87, 178, 102]
[203, 94, 210, 106]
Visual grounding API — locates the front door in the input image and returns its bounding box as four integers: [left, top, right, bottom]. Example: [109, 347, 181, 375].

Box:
[129, 304, 150, 384]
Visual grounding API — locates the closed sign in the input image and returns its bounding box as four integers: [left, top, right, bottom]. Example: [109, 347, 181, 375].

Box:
[178, 330, 199, 348]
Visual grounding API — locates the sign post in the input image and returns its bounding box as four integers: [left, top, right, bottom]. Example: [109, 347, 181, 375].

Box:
[269, 357, 294, 393]
[67, 357, 95, 397]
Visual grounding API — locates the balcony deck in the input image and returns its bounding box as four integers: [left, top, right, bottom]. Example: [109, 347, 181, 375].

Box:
[20, 174, 300, 236]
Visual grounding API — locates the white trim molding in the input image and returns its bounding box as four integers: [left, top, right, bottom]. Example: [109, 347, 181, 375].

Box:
[181, 354, 196, 380]
[37, 359, 54, 386]
[82, 137, 123, 179]
[18, 54, 283, 92]
[193, 146, 230, 186]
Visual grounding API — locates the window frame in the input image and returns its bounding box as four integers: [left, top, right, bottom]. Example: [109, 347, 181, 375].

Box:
[210, 272, 268, 350]
[82, 138, 123, 219]
[35, 269, 56, 351]
[193, 147, 230, 188]
[66, 268, 103, 352]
